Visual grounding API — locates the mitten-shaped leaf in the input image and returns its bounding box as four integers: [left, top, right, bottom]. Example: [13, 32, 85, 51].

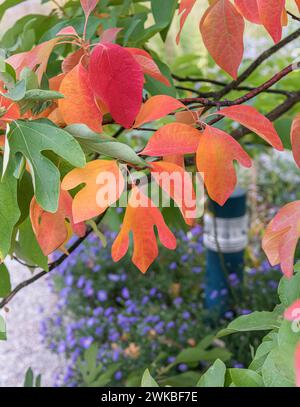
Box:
[112, 186, 176, 273]
[141, 123, 200, 156]
[151, 160, 197, 225]
[134, 96, 185, 128]
[196, 125, 252, 205]
[262, 201, 300, 278]
[30, 190, 86, 256]
[88, 43, 144, 128]
[61, 160, 125, 223]
[217, 105, 283, 150]
[4, 120, 86, 213]
[200, 0, 245, 79]
[58, 63, 103, 133]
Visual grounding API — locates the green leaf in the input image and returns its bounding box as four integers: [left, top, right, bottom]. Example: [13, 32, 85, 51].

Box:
[24, 368, 34, 387]
[151, 0, 177, 40]
[197, 359, 226, 387]
[0, 263, 11, 297]
[20, 68, 39, 90]
[1, 80, 26, 101]
[262, 347, 295, 387]
[229, 368, 264, 387]
[278, 271, 300, 307]
[4, 120, 86, 212]
[141, 369, 159, 387]
[175, 346, 231, 364]
[66, 124, 147, 167]
[23, 89, 64, 102]
[0, 315, 6, 340]
[15, 217, 48, 271]
[217, 310, 281, 338]
[0, 156, 20, 260]
[145, 58, 176, 97]
[160, 371, 201, 387]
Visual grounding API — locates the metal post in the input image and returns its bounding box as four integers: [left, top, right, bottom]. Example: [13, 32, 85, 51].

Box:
[203, 187, 248, 315]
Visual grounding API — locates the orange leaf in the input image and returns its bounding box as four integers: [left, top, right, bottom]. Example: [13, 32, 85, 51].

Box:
[58, 63, 103, 133]
[217, 105, 283, 150]
[62, 48, 85, 73]
[126, 48, 170, 86]
[141, 123, 200, 156]
[257, 0, 285, 43]
[134, 96, 185, 128]
[6, 38, 59, 83]
[30, 190, 86, 256]
[291, 114, 300, 167]
[200, 0, 245, 79]
[164, 154, 185, 168]
[0, 92, 20, 130]
[175, 109, 202, 125]
[296, 0, 300, 12]
[61, 160, 125, 223]
[234, 0, 260, 24]
[176, 0, 197, 44]
[262, 201, 300, 278]
[151, 161, 196, 225]
[111, 186, 176, 273]
[196, 125, 252, 205]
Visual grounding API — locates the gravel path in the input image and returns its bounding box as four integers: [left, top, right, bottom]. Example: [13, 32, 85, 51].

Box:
[0, 261, 65, 387]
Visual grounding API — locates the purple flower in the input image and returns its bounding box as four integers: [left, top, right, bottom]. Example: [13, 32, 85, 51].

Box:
[209, 290, 218, 300]
[178, 363, 188, 372]
[121, 287, 130, 299]
[115, 371, 122, 381]
[191, 266, 202, 274]
[169, 262, 177, 270]
[97, 290, 108, 302]
[173, 297, 183, 306]
[79, 336, 94, 349]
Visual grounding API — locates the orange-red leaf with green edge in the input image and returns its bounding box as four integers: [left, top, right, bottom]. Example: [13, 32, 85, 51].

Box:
[62, 48, 85, 73]
[111, 186, 176, 273]
[151, 161, 196, 225]
[257, 0, 285, 43]
[126, 48, 170, 87]
[88, 43, 144, 128]
[80, 0, 99, 17]
[58, 63, 103, 133]
[291, 114, 300, 167]
[196, 125, 252, 206]
[30, 190, 86, 256]
[284, 299, 300, 321]
[234, 0, 260, 24]
[176, 0, 197, 44]
[61, 160, 125, 223]
[262, 201, 300, 278]
[200, 0, 245, 79]
[141, 122, 200, 156]
[217, 105, 283, 151]
[6, 38, 59, 83]
[296, 343, 300, 387]
[134, 96, 185, 128]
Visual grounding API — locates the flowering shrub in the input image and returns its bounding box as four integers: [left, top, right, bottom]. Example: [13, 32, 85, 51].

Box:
[41, 223, 281, 386]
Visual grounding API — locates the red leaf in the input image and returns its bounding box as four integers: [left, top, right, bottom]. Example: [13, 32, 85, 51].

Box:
[151, 161, 196, 225]
[284, 299, 300, 321]
[61, 160, 125, 223]
[80, 0, 99, 17]
[100, 27, 123, 44]
[291, 114, 300, 167]
[176, 0, 197, 44]
[0, 83, 20, 129]
[234, 0, 260, 24]
[6, 38, 59, 83]
[88, 43, 144, 128]
[134, 95, 185, 128]
[30, 190, 86, 256]
[196, 125, 252, 205]
[111, 186, 176, 273]
[141, 123, 200, 156]
[217, 105, 283, 150]
[200, 0, 245, 79]
[262, 201, 300, 278]
[126, 48, 170, 86]
[58, 63, 103, 133]
[56, 26, 79, 37]
[257, 0, 285, 43]
[296, 0, 300, 12]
